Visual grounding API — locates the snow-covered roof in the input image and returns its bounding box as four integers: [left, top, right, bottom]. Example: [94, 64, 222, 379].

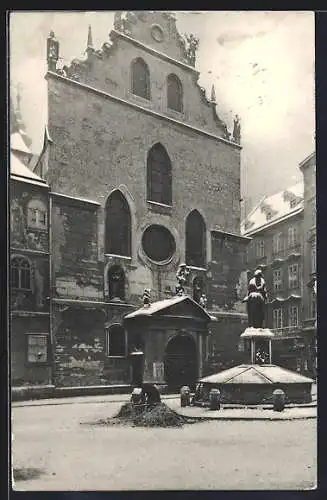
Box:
[10, 132, 32, 155]
[240, 327, 275, 339]
[200, 364, 313, 385]
[10, 152, 48, 187]
[124, 295, 212, 320]
[241, 182, 304, 235]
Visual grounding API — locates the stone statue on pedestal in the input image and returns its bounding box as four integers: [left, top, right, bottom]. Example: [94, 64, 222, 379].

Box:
[243, 269, 267, 328]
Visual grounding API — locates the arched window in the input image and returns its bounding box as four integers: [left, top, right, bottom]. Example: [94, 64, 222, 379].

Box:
[147, 143, 172, 205]
[193, 276, 205, 303]
[105, 191, 131, 257]
[167, 74, 183, 112]
[185, 210, 206, 267]
[108, 265, 125, 301]
[131, 58, 150, 100]
[107, 324, 125, 357]
[27, 199, 47, 229]
[11, 257, 31, 290]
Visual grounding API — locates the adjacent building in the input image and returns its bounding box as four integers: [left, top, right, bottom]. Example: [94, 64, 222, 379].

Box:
[299, 152, 316, 377]
[242, 176, 316, 377]
[10, 133, 51, 386]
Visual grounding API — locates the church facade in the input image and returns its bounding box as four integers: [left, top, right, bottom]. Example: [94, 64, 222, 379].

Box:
[11, 12, 249, 389]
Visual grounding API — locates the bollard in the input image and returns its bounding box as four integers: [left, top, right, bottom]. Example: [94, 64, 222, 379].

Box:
[180, 386, 191, 407]
[272, 389, 285, 412]
[209, 388, 221, 410]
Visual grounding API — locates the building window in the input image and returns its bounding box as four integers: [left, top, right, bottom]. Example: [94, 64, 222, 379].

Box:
[106, 324, 125, 357]
[186, 210, 206, 267]
[167, 74, 183, 112]
[290, 199, 297, 208]
[108, 265, 125, 301]
[273, 269, 283, 291]
[27, 334, 48, 363]
[11, 257, 31, 290]
[288, 226, 298, 248]
[311, 245, 316, 273]
[288, 263, 299, 289]
[273, 308, 284, 329]
[273, 233, 283, 254]
[142, 225, 176, 263]
[131, 58, 150, 100]
[105, 190, 131, 257]
[288, 305, 299, 327]
[147, 143, 172, 205]
[27, 199, 47, 229]
[310, 292, 317, 319]
[255, 239, 265, 258]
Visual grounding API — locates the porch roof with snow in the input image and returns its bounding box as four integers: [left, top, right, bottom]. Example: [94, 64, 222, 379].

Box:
[124, 295, 213, 322]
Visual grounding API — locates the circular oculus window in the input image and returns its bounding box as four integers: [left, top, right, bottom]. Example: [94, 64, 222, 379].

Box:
[142, 225, 176, 263]
[151, 24, 164, 43]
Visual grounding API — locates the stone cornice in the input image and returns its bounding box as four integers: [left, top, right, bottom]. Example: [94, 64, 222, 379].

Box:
[46, 71, 241, 149]
[110, 29, 199, 74]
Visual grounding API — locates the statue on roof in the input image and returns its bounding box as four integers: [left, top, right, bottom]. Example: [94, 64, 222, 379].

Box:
[243, 269, 267, 328]
[175, 263, 190, 296]
[47, 31, 59, 71]
[143, 288, 151, 307]
[232, 114, 241, 144]
[184, 33, 199, 67]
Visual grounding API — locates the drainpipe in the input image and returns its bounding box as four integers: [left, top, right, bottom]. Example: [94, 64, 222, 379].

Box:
[198, 333, 203, 378]
[48, 193, 54, 385]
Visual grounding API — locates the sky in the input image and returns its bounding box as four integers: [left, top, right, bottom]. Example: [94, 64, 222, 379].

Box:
[9, 11, 315, 212]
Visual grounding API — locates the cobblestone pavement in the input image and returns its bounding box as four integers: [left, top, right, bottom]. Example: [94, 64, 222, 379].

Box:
[12, 398, 317, 491]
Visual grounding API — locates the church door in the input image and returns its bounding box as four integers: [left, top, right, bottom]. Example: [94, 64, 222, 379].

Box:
[164, 334, 197, 390]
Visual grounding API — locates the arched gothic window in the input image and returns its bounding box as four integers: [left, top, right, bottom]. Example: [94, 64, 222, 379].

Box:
[147, 143, 172, 205]
[167, 74, 183, 112]
[11, 257, 31, 290]
[27, 199, 47, 229]
[108, 265, 125, 301]
[131, 58, 150, 100]
[185, 210, 206, 267]
[107, 324, 125, 357]
[105, 191, 131, 257]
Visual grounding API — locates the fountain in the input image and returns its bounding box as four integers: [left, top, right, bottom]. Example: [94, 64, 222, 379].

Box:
[193, 270, 314, 405]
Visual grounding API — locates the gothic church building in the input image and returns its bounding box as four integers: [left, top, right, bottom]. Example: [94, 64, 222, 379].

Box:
[12, 11, 249, 389]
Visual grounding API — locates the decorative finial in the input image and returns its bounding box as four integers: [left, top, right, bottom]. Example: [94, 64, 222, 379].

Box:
[210, 84, 216, 104]
[14, 82, 23, 129]
[86, 24, 94, 54]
